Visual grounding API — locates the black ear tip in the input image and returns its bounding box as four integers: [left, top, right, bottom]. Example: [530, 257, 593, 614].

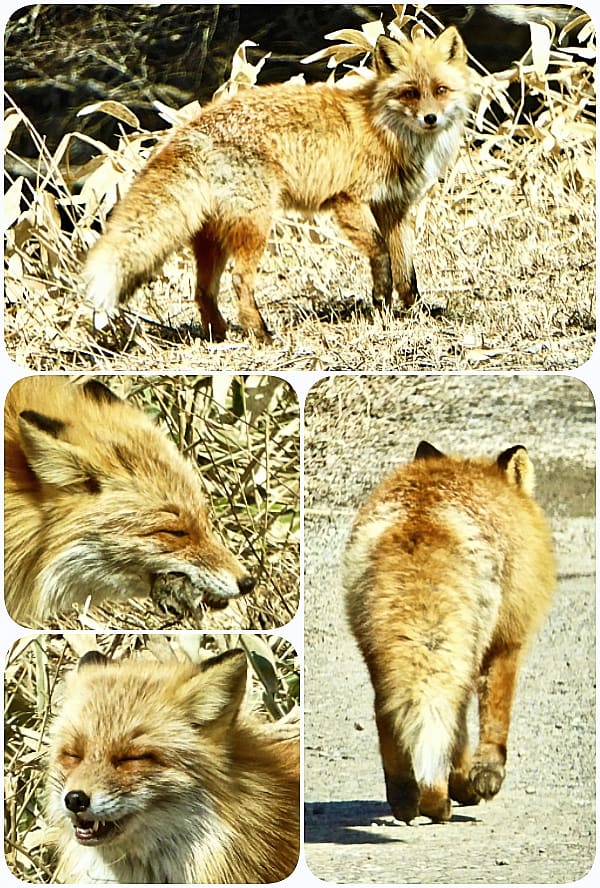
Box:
[82, 380, 121, 405]
[415, 441, 445, 461]
[497, 445, 527, 471]
[77, 650, 109, 671]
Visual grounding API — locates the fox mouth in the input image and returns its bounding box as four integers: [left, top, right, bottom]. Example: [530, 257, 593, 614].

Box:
[73, 815, 127, 845]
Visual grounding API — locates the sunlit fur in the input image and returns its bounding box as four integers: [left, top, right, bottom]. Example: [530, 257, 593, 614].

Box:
[83, 27, 475, 342]
[344, 442, 556, 823]
[46, 650, 300, 883]
[4, 376, 250, 625]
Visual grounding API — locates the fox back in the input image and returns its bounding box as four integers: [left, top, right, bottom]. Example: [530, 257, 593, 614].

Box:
[344, 442, 555, 823]
[4, 376, 252, 624]
[83, 27, 474, 342]
[46, 649, 300, 883]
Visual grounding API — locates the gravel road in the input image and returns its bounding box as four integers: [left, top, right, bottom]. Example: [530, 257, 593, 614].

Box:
[303, 374, 595, 884]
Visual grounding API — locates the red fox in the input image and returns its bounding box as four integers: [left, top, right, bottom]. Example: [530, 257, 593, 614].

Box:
[4, 376, 254, 625]
[46, 647, 300, 883]
[344, 441, 556, 823]
[84, 26, 474, 342]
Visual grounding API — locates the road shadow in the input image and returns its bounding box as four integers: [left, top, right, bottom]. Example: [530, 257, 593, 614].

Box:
[305, 800, 479, 845]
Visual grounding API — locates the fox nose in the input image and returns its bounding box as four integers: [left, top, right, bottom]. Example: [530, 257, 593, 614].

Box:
[64, 790, 91, 813]
[424, 113, 438, 127]
[237, 573, 256, 595]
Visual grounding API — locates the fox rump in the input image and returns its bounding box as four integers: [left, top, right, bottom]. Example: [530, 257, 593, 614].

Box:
[4, 376, 254, 625]
[344, 441, 556, 823]
[46, 648, 300, 883]
[84, 27, 473, 342]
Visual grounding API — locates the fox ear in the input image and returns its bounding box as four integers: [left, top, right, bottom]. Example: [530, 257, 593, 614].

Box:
[185, 649, 248, 727]
[373, 35, 409, 75]
[433, 26, 467, 64]
[497, 445, 534, 495]
[81, 379, 121, 406]
[415, 441, 445, 461]
[17, 410, 100, 491]
[77, 650, 110, 671]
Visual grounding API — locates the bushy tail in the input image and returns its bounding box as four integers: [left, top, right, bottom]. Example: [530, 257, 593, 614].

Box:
[83, 144, 211, 325]
[400, 696, 459, 788]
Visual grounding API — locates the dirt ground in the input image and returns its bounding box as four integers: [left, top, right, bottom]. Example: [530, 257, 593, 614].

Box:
[303, 374, 595, 884]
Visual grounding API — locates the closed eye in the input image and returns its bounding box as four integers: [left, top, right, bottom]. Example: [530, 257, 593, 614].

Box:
[157, 529, 187, 538]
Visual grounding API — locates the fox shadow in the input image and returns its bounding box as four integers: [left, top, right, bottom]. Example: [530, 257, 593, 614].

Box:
[304, 800, 479, 845]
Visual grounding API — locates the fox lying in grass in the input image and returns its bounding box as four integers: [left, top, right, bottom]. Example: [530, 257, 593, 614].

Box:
[46, 648, 300, 883]
[4, 376, 254, 625]
[344, 441, 556, 823]
[84, 26, 474, 342]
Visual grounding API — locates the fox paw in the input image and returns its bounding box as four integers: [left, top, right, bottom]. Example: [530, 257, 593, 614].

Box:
[384, 774, 420, 824]
[469, 762, 505, 800]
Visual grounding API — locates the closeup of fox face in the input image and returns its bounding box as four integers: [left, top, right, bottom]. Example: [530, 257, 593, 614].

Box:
[46, 647, 300, 884]
[4, 377, 253, 624]
[47, 651, 247, 855]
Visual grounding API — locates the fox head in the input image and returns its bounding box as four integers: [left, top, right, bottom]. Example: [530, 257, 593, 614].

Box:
[5, 378, 254, 622]
[372, 26, 474, 136]
[415, 440, 535, 496]
[47, 649, 249, 853]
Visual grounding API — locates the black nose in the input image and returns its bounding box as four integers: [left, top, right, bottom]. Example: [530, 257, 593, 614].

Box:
[237, 574, 256, 595]
[64, 790, 91, 813]
[424, 113, 437, 126]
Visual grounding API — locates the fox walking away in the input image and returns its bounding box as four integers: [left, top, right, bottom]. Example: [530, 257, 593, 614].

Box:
[84, 27, 474, 342]
[4, 376, 254, 625]
[344, 441, 556, 824]
[46, 648, 300, 883]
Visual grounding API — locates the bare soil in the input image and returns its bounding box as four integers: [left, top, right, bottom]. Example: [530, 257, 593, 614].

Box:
[303, 374, 595, 883]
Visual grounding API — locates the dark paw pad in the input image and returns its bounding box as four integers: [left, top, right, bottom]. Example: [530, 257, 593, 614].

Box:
[469, 763, 505, 800]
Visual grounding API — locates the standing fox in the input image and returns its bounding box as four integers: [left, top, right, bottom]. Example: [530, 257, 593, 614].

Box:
[84, 27, 474, 342]
[46, 647, 300, 883]
[4, 376, 254, 625]
[344, 441, 556, 823]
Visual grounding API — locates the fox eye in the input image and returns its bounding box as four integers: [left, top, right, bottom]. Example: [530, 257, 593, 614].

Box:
[400, 87, 420, 101]
[158, 529, 187, 538]
[114, 752, 157, 766]
[60, 750, 82, 763]
[435, 85, 449, 96]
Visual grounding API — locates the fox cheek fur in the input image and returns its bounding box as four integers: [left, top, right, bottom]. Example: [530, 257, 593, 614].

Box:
[82, 26, 474, 342]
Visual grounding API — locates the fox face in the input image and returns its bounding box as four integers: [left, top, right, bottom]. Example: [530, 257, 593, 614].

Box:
[46, 647, 300, 883]
[372, 28, 471, 138]
[4, 377, 253, 622]
[47, 651, 248, 865]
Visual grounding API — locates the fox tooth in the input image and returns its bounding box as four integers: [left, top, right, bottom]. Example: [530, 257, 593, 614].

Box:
[92, 820, 100, 832]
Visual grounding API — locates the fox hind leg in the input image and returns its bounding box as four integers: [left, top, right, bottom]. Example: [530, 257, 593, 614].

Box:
[227, 219, 272, 343]
[376, 707, 421, 824]
[448, 701, 481, 807]
[192, 228, 229, 341]
[470, 644, 522, 800]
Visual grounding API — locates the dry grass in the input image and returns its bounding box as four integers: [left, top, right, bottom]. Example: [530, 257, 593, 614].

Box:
[4, 8, 595, 372]
[17, 374, 300, 631]
[4, 632, 300, 883]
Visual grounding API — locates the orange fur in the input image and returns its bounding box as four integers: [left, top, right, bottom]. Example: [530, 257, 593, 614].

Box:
[84, 27, 474, 341]
[4, 376, 253, 625]
[344, 441, 556, 823]
[46, 649, 300, 883]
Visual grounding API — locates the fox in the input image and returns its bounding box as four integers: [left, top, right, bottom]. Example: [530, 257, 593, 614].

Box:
[4, 375, 254, 626]
[45, 647, 300, 883]
[83, 26, 474, 342]
[343, 441, 556, 823]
